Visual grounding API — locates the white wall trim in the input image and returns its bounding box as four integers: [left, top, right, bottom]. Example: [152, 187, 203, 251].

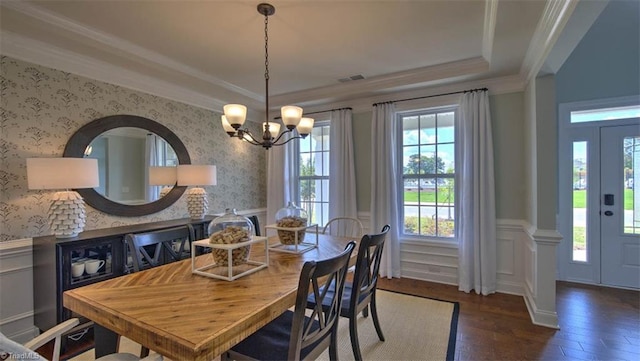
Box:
[522, 223, 561, 329]
[303, 74, 526, 114]
[0, 31, 230, 114]
[524, 285, 561, 329]
[0, 238, 37, 342]
[0, 311, 35, 327]
[482, 0, 499, 63]
[520, 0, 579, 81]
[1, 0, 260, 102]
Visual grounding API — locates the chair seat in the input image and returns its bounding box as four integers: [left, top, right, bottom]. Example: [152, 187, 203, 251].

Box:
[230, 310, 325, 361]
[307, 282, 369, 316]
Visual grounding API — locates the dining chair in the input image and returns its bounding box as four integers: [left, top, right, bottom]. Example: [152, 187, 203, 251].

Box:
[223, 241, 356, 361]
[307, 224, 391, 361]
[247, 215, 261, 236]
[124, 224, 194, 357]
[0, 318, 162, 361]
[322, 217, 364, 239]
[125, 224, 195, 272]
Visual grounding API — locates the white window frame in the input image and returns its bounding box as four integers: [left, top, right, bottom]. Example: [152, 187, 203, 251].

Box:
[293, 119, 331, 227]
[395, 96, 460, 243]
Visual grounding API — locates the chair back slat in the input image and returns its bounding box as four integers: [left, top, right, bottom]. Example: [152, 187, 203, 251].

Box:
[323, 217, 363, 239]
[125, 225, 195, 272]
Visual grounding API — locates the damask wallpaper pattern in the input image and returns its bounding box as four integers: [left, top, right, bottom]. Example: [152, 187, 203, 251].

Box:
[0, 56, 266, 241]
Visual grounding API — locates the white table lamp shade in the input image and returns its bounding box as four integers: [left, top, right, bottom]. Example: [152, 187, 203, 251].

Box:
[177, 165, 217, 186]
[177, 165, 217, 219]
[27, 158, 99, 190]
[149, 166, 177, 186]
[26, 157, 99, 239]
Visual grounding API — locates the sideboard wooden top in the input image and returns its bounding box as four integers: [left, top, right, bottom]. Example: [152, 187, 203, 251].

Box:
[32, 216, 215, 245]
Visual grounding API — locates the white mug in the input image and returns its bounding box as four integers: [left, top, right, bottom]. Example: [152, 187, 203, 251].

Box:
[85, 259, 105, 275]
[71, 262, 85, 278]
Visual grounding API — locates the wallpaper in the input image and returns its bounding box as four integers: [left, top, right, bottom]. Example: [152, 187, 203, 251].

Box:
[0, 56, 266, 241]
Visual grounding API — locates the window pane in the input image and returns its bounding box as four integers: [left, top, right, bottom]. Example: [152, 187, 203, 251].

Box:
[439, 143, 455, 173]
[624, 137, 639, 234]
[571, 105, 640, 123]
[321, 151, 329, 176]
[420, 206, 437, 236]
[437, 112, 455, 143]
[572, 141, 587, 262]
[404, 206, 419, 235]
[403, 146, 420, 175]
[420, 114, 436, 144]
[420, 146, 437, 175]
[403, 116, 419, 145]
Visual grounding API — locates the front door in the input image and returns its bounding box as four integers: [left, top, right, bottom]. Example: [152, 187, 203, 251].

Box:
[600, 125, 640, 288]
[558, 98, 640, 289]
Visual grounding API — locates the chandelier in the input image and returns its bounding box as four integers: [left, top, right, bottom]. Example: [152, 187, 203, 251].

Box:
[221, 3, 314, 149]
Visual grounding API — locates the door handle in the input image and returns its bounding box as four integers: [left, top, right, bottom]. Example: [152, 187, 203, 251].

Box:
[604, 210, 613, 216]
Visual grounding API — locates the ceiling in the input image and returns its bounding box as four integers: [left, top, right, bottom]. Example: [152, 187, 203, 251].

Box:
[0, 1, 596, 117]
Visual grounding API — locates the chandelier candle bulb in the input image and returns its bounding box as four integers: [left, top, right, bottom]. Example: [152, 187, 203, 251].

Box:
[223, 104, 247, 128]
[281, 106, 303, 129]
[221, 115, 236, 135]
[263, 122, 281, 138]
[297, 117, 314, 136]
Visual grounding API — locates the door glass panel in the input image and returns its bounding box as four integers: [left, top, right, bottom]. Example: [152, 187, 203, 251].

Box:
[573, 141, 588, 262]
[570, 105, 640, 123]
[624, 136, 640, 234]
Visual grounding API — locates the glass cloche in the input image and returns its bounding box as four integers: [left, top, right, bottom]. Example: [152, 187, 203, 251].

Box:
[208, 208, 254, 266]
[275, 202, 309, 245]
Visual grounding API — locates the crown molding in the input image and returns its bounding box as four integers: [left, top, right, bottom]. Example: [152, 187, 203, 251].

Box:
[271, 57, 490, 107]
[482, 0, 499, 63]
[1, 0, 262, 102]
[1, 31, 230, 113]
[520, 0, 578, 82]
[301, 74, 526, 114]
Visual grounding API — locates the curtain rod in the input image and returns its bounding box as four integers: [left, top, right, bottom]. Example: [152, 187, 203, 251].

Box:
[373, 87, 488, 106]
[275, 107, 352, 120]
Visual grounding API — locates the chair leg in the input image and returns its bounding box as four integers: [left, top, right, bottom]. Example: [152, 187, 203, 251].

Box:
[140, 346, 150, 358]
[349, 315, 363, 361]
[370, 295, 385, 341]
[329, 329, 339, 361]
[362, 304, 369, 318]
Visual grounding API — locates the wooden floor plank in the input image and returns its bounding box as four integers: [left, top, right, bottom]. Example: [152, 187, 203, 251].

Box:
[378, 278, 640, 361]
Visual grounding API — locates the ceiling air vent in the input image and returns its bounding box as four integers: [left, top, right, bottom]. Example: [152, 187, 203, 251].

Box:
[338, 74, 365, 83]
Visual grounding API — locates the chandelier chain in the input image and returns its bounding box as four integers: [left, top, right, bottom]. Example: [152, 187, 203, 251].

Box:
[264, 13, 269, 81]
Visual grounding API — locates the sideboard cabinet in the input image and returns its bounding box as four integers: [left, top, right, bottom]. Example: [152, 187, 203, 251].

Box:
[32, 216, 214, 356]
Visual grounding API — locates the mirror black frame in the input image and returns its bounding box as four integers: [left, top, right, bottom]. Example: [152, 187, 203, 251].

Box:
[63, 115, 191, 217]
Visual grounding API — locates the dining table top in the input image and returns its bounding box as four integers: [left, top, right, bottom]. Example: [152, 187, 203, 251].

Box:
[63, 233, 355, 361]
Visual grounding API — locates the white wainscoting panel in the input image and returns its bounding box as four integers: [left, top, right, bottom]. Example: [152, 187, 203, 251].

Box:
[393, 217, 528, 295]
[0, 238, 39, 342]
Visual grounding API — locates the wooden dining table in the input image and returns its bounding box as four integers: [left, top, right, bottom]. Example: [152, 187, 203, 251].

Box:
[63, 233, 355, 361]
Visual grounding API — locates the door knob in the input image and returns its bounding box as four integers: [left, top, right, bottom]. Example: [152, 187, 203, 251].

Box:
[604, 210, 613, 216]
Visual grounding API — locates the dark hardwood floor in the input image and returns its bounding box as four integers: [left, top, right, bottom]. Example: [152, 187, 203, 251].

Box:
[378, 278, 640, 361]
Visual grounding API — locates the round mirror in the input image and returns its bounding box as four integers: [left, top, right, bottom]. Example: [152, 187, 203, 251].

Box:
[63, 115, 191, 216]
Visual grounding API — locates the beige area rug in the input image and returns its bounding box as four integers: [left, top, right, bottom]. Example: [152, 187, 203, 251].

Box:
[70, 290, 458, 361]
[318, 290, 458, 361]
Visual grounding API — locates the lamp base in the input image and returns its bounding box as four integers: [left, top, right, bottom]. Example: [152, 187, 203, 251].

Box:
[48, 191, 87, 238]
[187, 187, 208, 219]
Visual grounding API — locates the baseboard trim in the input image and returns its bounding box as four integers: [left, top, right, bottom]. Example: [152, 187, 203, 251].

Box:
[524, 286, 560, 329]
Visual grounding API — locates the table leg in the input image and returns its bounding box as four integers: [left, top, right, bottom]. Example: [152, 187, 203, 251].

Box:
[94, 324, 119, 357]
